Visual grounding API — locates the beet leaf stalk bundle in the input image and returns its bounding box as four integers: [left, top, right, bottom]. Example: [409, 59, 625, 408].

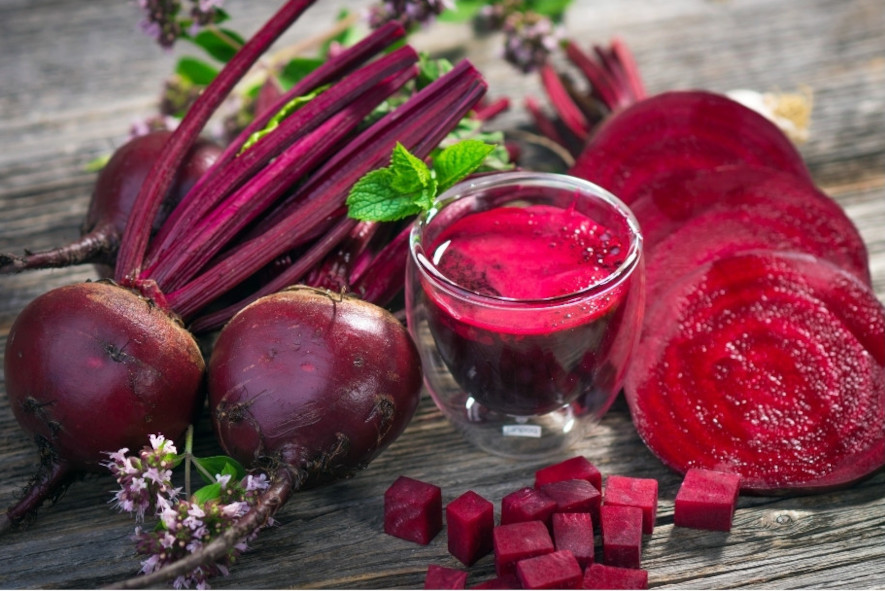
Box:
[2, 0, 488, 537]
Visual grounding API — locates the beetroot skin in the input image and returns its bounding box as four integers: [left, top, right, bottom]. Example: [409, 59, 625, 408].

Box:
[4, 281, 204, 469]
[208, 287, 423, 484]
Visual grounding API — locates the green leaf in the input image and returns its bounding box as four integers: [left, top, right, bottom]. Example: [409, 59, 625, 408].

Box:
[175, 56, 218, 86]
[192, 482, 223, 505]
[438, 0, 487, 22]
[433, 140, 497, 193]
[191, 28, 245, 64]
[417, 55, 454, 89]
[347, 169, 424, 222]
[192, 455, 247, 485]
[240, 85, 326, 153]
[279, 57, 324, 90]
[390, 142, 432, 193]
[526, 0, 573, 21]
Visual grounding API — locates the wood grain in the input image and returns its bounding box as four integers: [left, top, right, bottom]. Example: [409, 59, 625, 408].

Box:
[1, 0, 883, 588]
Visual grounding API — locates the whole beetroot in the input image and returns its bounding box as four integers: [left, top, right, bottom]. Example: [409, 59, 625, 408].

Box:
[111, 286, 423, 589]
[2, 281, 205, 530]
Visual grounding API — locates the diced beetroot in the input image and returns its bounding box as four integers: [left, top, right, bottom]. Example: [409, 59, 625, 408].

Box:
[446, 490, 495, 566]
[582, 563, 649, 590]
[515, 549, 583, 590]
[600, 504, 643, 569]
[384, 476, 442, 545]
[469, 573, 521, 589]
[539, 478, 602, 523]
[425, 564, 469, 590]
[551, 512, 594, 568]
[534, 455, 603, 492]
[673, 468, 741, 532]
[501, 486, 557, 526]
[629, 166, 871, 285]
[568, 90, 813, 205]
[492, 520, 555, 576]
[625, 250, 885, 493]
[603, 475, 658, 534]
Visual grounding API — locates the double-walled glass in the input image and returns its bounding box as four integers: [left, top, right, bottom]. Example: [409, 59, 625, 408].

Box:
[405, 171, 645, 458]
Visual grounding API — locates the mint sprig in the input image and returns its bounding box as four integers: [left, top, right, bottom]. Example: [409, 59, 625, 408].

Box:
[346, 139, 496, 222]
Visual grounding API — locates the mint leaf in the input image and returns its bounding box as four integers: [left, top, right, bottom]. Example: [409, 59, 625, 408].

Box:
[347, 140, 497, 222]
[433, 139, 497, 193]
[390, 142, 432, 193]
[347, 169, 429, 222]
[192, 482, 223, 505]
[190, 28, 245, 64]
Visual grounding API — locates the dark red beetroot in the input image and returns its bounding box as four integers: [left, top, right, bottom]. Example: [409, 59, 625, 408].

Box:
[0, 131, 221, 276]
[446, 490, 494, 565]
[515, 549, 583, 590]
[110, 287, 423, 586]
[602, 475, 658, 535]
[501, 486, 557, 526]
[583, 563, 649, 590]
[2, 281, 204, 530]
[625, 250, 885, 493]
[629, 166, 871, 287]
[424, 564, 468, 590]
[534, 455, 602, 492]
[539, 478, 602, 524]
[673, 468, 741, 532]
[551, 512, 594, 568]
[600, 504, 643, 568]
[493, 520, 555, 577]
[568, 90, 813, 205]
[386, 476, 443, 545]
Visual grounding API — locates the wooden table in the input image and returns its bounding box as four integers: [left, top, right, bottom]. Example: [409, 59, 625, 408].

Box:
[1, 0, 883, 588]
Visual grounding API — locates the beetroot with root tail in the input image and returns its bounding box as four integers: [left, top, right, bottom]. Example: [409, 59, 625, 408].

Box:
[2, 280, 205, 531]
[0, 131, 221, 276]
[110, 286, 423, 588]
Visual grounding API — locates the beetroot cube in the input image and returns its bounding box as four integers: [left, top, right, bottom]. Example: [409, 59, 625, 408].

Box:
[539, 478, 602, 523]
[603, 475, 659, 534]
[534, 455, 602, 491]
[600, 504, 643, 568]
[551, 512, 594, 568]
[425, 564, 469, 590]
[446, 490, 495, 566]
[468, 573, 521, 589]
[583, 563, 649, 589]
[501, 486, 556, 526]
[492, 520, 555, 576]
[384, 476, 442, 545]
[515, 549, 583, 590]
[674, 468, 741, 531]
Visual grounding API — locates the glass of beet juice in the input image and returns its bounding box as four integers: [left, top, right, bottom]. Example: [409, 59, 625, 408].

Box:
[406, 171, 645, 458]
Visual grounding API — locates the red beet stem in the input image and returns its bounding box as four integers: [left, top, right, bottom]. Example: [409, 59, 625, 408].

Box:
[349, 223, 411, 307]
[166, 61, 487, 320]
[187, 217, 358, 333]
[106, 466, 302, 590]
[307, 220, 381, 291]
[539, 64, 590, 142]
[143, 21, 406, 269]
[143, 48, 420, 291]
[524, 95, 571, 149]
[114, 0, 318, 282]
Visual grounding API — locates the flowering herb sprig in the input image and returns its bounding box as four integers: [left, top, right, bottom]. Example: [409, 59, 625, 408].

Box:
[105, 430, 271, 589]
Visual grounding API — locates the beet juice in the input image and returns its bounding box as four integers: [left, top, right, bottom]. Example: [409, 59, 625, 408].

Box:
[406, 172, 644, 458]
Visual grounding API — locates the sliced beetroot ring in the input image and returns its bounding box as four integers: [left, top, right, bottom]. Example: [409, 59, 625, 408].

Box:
[625, 250, 884, 494]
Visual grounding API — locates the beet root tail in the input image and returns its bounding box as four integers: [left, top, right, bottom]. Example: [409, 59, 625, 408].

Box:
[2, 456, 75, 535]
[0, 228, 116, 275]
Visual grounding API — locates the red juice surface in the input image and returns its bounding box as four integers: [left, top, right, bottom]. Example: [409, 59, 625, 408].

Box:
[423, 203, 641, 416]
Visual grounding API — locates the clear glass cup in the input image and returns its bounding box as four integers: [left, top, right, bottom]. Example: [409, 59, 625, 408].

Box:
[405, 171, 645, 459]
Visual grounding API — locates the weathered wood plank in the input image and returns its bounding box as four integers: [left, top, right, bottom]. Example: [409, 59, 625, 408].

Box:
[1, 0, 883, 589]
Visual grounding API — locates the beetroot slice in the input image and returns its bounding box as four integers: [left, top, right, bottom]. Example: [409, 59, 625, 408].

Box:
[673, 468, 741, 532]
[384, 476, 443, 545]
[625, 250, 885, 493]
[583, 564, 649, 590]
[568, 90, 812, 204]
[534, 455, 602, 492]
[425, 564, 469, 590]
[515, 549, 583, 590]
[446, 490, 495, 566]
[630, 166, 870, 285]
